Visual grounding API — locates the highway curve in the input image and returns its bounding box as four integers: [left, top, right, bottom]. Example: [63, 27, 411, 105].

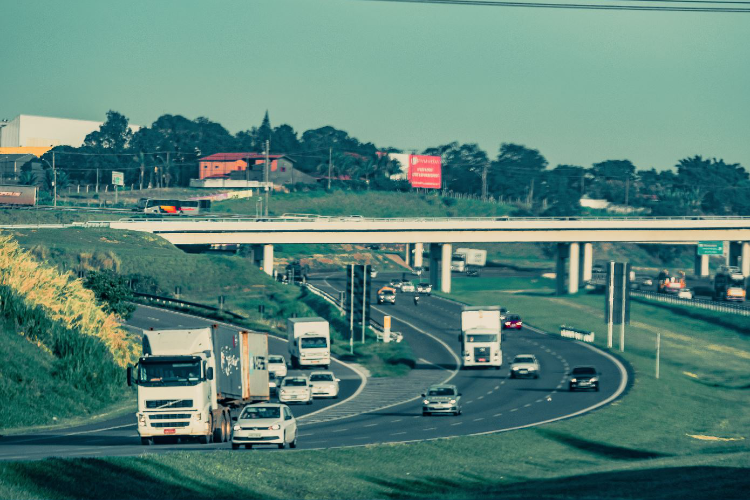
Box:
[0, 273, 628, 460]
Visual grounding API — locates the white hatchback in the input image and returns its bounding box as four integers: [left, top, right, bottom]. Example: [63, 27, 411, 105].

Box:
[231, 404, 297, 449]
[309, 371, 340, 398]
[268, 354, 288, 378]
[400, 282, 416, 293]
[510, 354, 541, 379]
[278, 375, 313, 405]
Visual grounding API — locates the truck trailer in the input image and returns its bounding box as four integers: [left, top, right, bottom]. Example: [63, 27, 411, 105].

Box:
[127, 325, 269, 445]
[287, 317, 331, 369]
[0, 185, 36, 206]
[458, 306, 502, 369]
[452, 248, 487, 272]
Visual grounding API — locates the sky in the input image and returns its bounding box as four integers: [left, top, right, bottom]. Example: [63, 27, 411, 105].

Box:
[2, 0, 749, 171]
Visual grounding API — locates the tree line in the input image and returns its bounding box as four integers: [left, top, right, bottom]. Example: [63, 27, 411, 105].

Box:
[37, 110, 748, 216]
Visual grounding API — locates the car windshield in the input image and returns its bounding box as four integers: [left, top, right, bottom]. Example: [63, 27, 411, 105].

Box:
[465, 334, 497, 343]
[419, 283, 430, 287]
[572, 367, 596, 375]
[240, 406, 281, 419]
[514, 357, 535, 364]
[428, 387, 455, 397]
[283, 378, 308, 387]
[300, 336, 328, 349]
[508, 315, 520, 321]
[310, 374, 334, 382]
[269, 356, 284, 364]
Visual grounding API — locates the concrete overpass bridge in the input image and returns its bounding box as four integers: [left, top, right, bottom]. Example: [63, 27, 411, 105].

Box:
[100, 215, 750, 294]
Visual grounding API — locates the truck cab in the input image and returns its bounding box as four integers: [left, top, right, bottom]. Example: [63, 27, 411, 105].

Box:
[459, 328, 502, 369]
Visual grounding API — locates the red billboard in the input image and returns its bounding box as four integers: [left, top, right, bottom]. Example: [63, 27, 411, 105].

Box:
[408, 155, 442, 189]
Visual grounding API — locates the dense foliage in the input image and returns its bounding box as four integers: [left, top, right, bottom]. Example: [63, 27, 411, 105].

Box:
[40, 110, 748, 217]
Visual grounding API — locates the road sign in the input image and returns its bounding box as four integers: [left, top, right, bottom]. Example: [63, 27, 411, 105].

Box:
[112, 171, 124, 186]
[698, 241, 723, 255]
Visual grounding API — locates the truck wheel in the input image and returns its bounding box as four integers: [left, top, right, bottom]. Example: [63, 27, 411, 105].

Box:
[197, 435, 209, 444]
[140, 438, 151, 446]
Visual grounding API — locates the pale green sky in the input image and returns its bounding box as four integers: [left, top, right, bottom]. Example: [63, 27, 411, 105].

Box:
[2, 0, 748, 170]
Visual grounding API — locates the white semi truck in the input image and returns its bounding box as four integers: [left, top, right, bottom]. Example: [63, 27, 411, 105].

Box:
[452, 248, 488, 272]
[458, 306, 502, 369]
[288, 317, 331, 369]
[127, 325, 269, 445]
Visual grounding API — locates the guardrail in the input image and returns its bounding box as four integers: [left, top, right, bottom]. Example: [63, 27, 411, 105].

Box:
[631, 290, 750, 316]
[303, 282, 344, 314]
[133, 292, 246, 320]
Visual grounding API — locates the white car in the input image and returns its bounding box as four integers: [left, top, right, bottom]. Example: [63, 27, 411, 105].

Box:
[400, 282, 416, 293]
[268, 355, 288, 378]
[411, 267, 424, 276]
[370, 269, 378, 279]
[509, 354, 540, 379]
[416, 283, 432, 295]
[278, 376, 313, 404]
[231, 403, 297, 449]
[678, 288, 693, 300]
[309, 371, 340, 398]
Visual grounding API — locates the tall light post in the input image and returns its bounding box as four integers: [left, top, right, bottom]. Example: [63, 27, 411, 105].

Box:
[39, 152, 57, 207]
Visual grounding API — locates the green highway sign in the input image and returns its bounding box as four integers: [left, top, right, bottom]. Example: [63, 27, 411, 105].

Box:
[111, 171, 124, 187]
[698, 241, 723, 256]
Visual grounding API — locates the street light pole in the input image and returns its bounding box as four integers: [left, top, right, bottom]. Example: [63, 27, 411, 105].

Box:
[52, 152, 56, 207]
[264, 140, 270, 217]
[328, 147, 332, 190]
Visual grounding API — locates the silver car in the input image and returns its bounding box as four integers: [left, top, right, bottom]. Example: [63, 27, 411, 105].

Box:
[509, 354, 540, 379]
[231, 403, 297, 449]
[422, 384, 462, 416]
[278, 376, 313, 405]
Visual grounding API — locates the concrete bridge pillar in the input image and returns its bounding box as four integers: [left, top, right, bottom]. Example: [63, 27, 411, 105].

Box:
[429, 243, 440, 287]
[743, 242, 750, 277]
[582, 243, 593, 283]
[441, 243, 452, 293]
[404, 243, 411, 267]
[568, 242, 580, 295]
[414, 243, 424, 268]
[556, 243, 567, 296]
[262, 244, 274, 276]
[728, 241, 741, 267]
[694, 248, 709, 277]
[251, 245, 263, 269]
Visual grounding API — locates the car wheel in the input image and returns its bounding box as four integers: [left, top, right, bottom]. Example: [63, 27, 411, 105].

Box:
[278, 441, 286, 449]
[245, 444, 253, 449]
[495, 366, 500, 370]
[423, 411, 430, 416]
[569, 385, 575, 392]
[307, 399, 313, 405]
[231, 443, 239, 450]
[594, 385, 600, 392]
[534, 374, 539, 379]
[140, 437, 151, 446]
[510, 372, 515, 379]
[290, 433, 298, 448]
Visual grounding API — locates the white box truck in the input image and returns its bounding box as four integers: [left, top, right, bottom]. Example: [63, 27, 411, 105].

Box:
[127, 325, 269, 445]
[458, 306, 502, 369]
[288, 317, 331, 369]
[455, 248, 488, 267]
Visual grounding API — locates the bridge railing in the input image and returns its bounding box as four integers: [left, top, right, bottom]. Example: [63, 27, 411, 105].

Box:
[630, 290, 750, 316]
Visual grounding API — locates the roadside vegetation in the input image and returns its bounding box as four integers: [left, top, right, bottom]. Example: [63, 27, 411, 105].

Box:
[0, 236, 136, 431]
[0, 275, 746, 498]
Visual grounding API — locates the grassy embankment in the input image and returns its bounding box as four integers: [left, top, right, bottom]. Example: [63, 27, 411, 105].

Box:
[0, 275, 747, 499]
[0, 236, 137, 434]
[8, 227, 414, 379]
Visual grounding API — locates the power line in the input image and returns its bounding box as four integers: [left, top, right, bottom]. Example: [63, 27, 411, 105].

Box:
[362, 0, 750, 12]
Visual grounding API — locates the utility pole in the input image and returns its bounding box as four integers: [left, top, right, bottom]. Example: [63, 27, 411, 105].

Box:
[165, 152, 170, 188]
[139, 152, 145, 190]
[264, 140, 270, 216]
[52, 152, 57, 207]
[624, 176, 630, 211]
[96, 168, 100, 193]
[481, 162, 488, 201]
[328, 147, 332, 190]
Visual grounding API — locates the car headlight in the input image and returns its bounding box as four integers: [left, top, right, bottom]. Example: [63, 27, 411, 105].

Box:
[590, 377, 598, 383]
[512, 366, 519, 370]
[571, 378, 577, 383]
[280, 390, 287, 395]
[450, 399, 456, 404]
[138, 413, 146, 426]
[423, 399, 430, 405]
[268, 424, 281, 430]
[233, 424, 241, 431]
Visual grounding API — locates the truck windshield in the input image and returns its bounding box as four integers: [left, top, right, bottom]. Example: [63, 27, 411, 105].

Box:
[465, 334, 498, 343]
[138, 360, 202, 386]
[300, 337, 328, 349]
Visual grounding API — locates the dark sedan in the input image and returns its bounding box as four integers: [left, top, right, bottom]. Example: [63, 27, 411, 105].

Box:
[568, 366, 599, 392]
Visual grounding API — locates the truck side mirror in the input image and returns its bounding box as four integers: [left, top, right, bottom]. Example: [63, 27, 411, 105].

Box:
[126, 366, 133, 387]
[421, 393, 426, 397]
[207, 367, 214, 381]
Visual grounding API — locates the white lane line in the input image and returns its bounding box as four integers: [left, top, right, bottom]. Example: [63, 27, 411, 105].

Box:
[510, 408, 518, 412]
[486, 391, 493, 395]
[473, 418, 484, 422]
[390, 419, 402, 423]
[451, 422, 463, 426]
[363, 423, 378, 428]
[391, 432, 407, 436]
[478, 396, 484, 400]
[465, 400, 473, 404]
[352, 436, 370, 440]
[331, 428, 349, 433]
[493, 413, 502, 417]
[298, 433, 314, 437]
[423, 427, 437, 431]
[536, 399, 543, 403]
[6, 423, 137, 445]
[500, 381, 506, 385]
[524, 404, 532, 408]
[494, 385, 500, 390]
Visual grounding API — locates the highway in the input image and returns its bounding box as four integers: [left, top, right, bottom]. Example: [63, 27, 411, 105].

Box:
[0, 276, 628, 460]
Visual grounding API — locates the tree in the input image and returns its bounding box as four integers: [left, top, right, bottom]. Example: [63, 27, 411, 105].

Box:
[489, 143, 548, 204]
[423, 142, 489, 195]
[18, 171, 38, 186]
[43, 168, 69, 192]
[83, 270, 136, 320]
[676, 155, 748, 214]
[589, 159, 637, 205]
[541, 165, 585, 216]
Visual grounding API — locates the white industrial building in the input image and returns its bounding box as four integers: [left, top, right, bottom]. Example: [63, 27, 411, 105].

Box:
[0, 114, 139, 148]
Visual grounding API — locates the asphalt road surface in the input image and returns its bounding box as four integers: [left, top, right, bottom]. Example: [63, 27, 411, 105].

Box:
[0, 277, 628, 460]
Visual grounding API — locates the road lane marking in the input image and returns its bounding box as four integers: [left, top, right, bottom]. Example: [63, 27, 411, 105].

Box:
[391, 432, 407, 436]
[473, 418, 484, 422]
[494, 386, 500, 390]
[524, 404, 532, 408]
[493, 413, 502, 417]
[331, 428, 349, 433]
[423, 427, 437, 431]
[510, 408, 518, 412]
[478, 396, 484, 400]
[451, 422, 463, 426]
[390, 419, 402, 423]
[363, 423, 378, 428]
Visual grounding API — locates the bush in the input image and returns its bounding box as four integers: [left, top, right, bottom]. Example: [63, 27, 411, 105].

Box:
[83, 270, 136, 320]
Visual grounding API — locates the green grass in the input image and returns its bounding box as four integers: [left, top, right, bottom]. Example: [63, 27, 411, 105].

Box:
[1, 276, 747, 499]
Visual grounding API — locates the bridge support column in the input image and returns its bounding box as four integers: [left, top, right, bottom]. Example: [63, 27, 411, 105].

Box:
[262, 244, 274, 276]
[251, 245, 263, 269]
[582, 243, 593, 283]
[728, 242, 741, 267]
[414, 243, 424, 268]
[694, 248, 709, 277]
[556, 243, 567, 296]
[743, 242, 750, 277]
[429, 243, 440, 287]
[404, 244, 411, 267]
[441, 243, 452, 293]
[568, 243, 580, 295]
